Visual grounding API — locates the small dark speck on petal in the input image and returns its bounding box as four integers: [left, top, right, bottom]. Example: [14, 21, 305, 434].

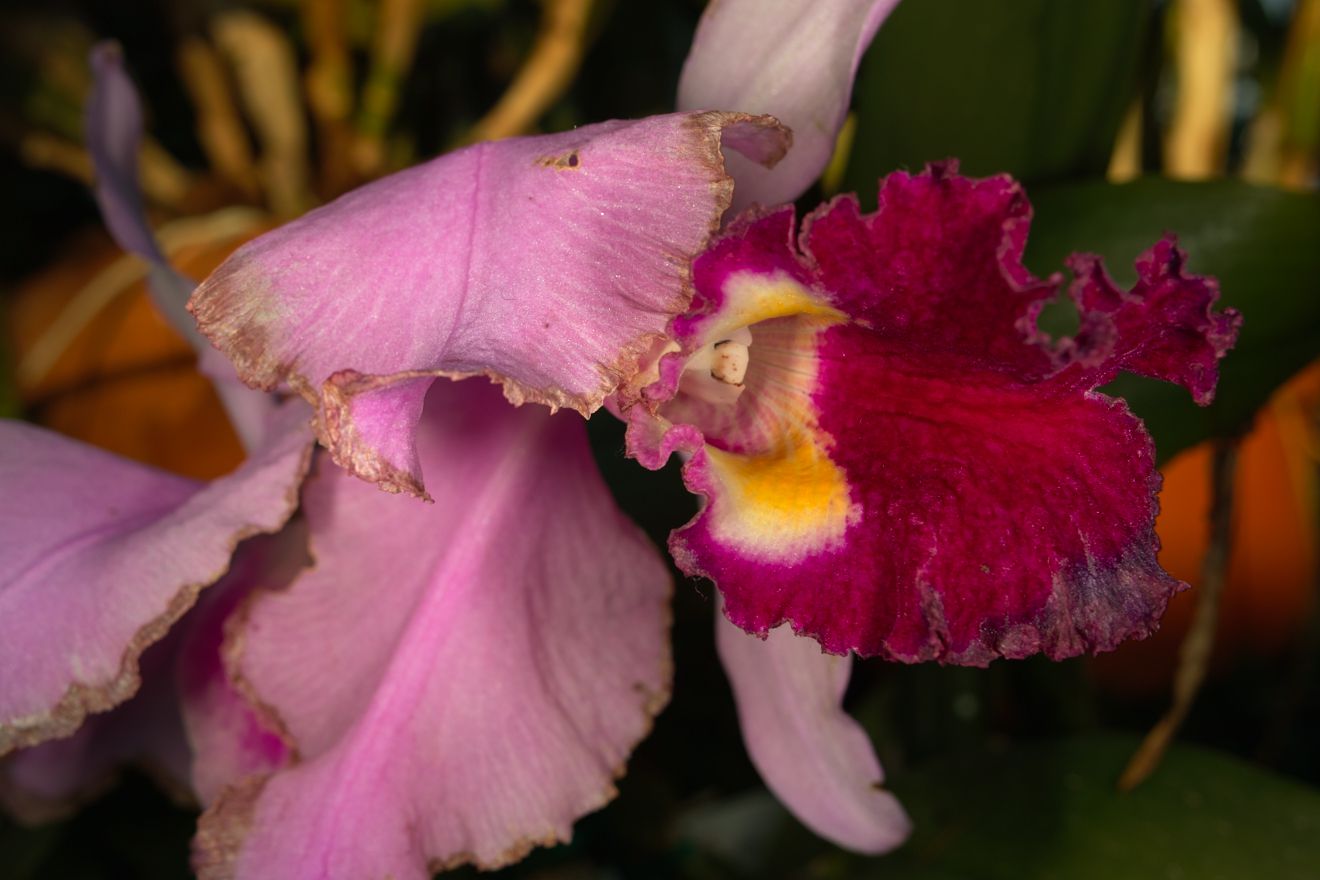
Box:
[536, 150, 581, 170]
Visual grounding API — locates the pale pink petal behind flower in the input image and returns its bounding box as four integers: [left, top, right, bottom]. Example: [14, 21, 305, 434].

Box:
[678, 0, 901, 211]
[194, 380, 671, 880]
[717, 614, 910, 854]
[189, 113, 789, 499]
[0, 403, 312, 755]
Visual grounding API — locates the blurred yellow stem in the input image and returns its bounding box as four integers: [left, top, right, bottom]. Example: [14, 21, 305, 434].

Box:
[354, 0, 425, 176]
[177, 37, 262, 199]
[465, 0, 595, 144]
[18, 132, 92, 185]
[1108, 100, 1143, 182]
[302, 0, 356, 195]
[1119, 439, 1240, 791]
[1243, 0, 1320, 187]
[1278, 0, 1320, 187]
[212, 11, 314, 217]
[1165, 0, 1238, 179]
[19, 132, 192, 209]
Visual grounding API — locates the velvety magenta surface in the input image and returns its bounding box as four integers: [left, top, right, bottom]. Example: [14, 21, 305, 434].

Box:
[638, 165, 1240, 664]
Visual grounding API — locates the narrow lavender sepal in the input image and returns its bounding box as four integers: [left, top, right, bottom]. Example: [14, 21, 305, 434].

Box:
[86, 42, 274, 449]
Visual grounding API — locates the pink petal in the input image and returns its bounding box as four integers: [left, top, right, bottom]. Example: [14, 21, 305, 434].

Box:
[0, 403, 313, 754]
[176, 531, 305, 805]
[627, 165, 1239, 663]
[189, 113, 789, 498]
[677, 0, 901, 211]
[194, 379, 671, 879]
[1, 531, 303, 821]
[1, 632, 192, 823]
[2, 530, 306, 821]
[716, 613, 910, 853]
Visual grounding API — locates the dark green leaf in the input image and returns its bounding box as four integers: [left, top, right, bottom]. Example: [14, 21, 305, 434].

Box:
[1025, 177, 1320, 460]
[845, 0, 1151, 198]
[862, 734, 1320, 880]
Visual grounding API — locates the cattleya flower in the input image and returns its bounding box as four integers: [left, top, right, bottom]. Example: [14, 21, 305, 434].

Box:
[2, 1, 912, 871]
[0, 3, 1241, 880]
[626, 169, 1241, 664]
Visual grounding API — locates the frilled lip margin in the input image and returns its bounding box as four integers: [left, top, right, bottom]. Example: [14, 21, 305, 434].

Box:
[620, 162, 1240, 665]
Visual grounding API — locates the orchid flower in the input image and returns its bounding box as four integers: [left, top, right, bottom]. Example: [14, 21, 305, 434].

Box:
[0, 3, 1242, 880]
[1, 38, 738, 876]
[2, 1, 908, 872]
[183, 0, 914, 859]
[625, 166, 1239, 662]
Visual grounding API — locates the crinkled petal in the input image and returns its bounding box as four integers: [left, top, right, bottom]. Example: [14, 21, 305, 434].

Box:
[716, 613, 909, 853]
[177, 531, 305, 805]
[194, 380, 671, 880]
[1057, 243, 1243, 405]
[189, 113, 789, 498]
[629, 165, 1239, 663]
[0, 632, 191, 823]
[677, 0, 900, 211]
[0, 402, 313, 754]
[803, 165, 1242, 390]
[0, 531, 303, 822]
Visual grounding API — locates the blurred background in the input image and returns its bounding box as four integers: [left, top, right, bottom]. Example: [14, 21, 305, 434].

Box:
[1, 0, 1318, 877]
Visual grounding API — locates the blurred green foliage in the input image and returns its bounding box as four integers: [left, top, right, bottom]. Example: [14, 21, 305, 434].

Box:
[667, 735, 1320, 880]
[867, 735, 1320, 880]
[1027, 178, 1320, 461]
[845, 0, 1151, 191]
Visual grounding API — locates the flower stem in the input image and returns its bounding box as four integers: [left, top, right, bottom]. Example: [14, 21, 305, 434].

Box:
[1118, 436, 1240, 791]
